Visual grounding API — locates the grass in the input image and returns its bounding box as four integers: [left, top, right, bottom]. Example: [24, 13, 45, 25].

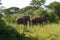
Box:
[3, 17, 60, 40]
[6, 22, 60, 40]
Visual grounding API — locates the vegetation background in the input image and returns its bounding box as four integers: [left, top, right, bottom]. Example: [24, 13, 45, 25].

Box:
[0, 0, 60, 40]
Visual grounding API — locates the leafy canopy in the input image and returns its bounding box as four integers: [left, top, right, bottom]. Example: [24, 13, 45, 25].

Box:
[30, 0, 46, 8]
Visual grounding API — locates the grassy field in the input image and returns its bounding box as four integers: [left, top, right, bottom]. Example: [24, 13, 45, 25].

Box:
[5, 21, 60, 40]
[2, 15, 60, 40]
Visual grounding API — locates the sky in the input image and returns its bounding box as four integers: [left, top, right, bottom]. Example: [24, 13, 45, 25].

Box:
[1, 0, 60, 8]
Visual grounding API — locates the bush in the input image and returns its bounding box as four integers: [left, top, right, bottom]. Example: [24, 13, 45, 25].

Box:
[46, 10, 59, 23]
[4, 15, 16, 23]
[0, 17, 32, 40]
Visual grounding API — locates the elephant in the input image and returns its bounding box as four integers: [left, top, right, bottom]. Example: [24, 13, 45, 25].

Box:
[16, 16, 30, 26]
[31, 16, 48, 25]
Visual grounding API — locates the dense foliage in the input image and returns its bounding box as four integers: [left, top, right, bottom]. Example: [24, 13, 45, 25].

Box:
[0, 0, 60, 40]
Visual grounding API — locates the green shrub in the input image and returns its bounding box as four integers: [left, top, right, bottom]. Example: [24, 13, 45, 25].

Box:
[46, 10, 59, 23]
[0, 17, 32, 40]
[4, 15, 16, 23]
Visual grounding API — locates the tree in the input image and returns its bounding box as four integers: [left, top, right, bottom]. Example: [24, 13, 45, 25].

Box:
[20, 6, 33, 14]
[4, 7, 20, 15]
[25, 9, 34, 17]
[46, 1, 60, 19]
[20, 6, 37, 13]
[30, 0, 46, 8]
[9, 7, 19, 13]
[20, 6, 37, 17]
[47, 10, 59, 23]
[33, 8, 46, 16]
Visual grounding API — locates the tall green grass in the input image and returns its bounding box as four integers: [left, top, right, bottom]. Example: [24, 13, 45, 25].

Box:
[3, 16, 60, 40]
[6, 22, 60, 40]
